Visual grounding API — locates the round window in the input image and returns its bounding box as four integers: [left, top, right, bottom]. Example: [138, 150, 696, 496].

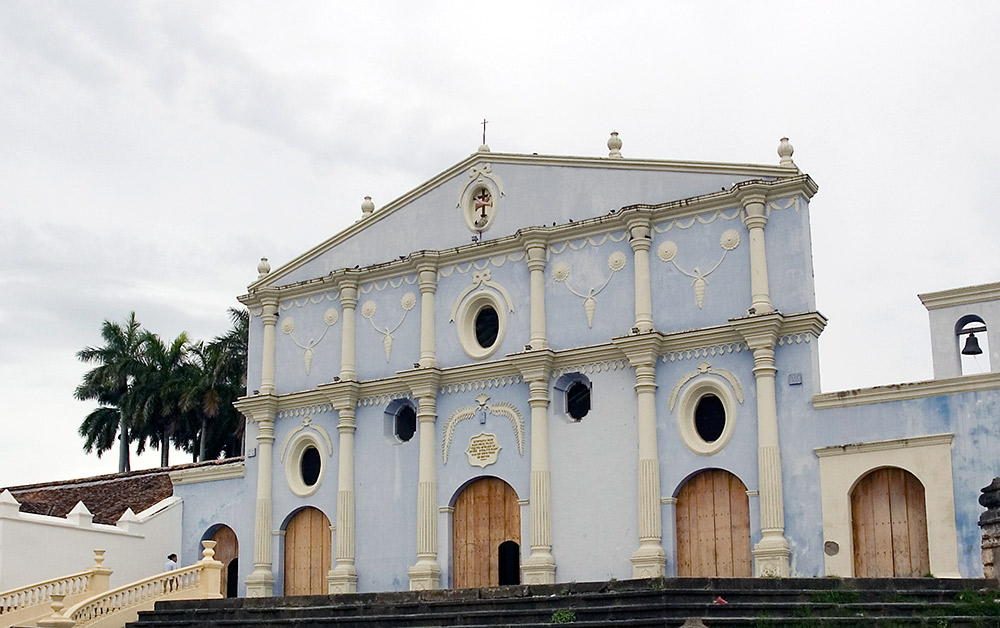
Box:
[301, 446, 321, 486]
[694, 394, 726, 442]
[475, 305, 499, 349]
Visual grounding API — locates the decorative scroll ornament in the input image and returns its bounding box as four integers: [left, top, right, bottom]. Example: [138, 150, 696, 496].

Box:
[657, 229, 741, 309]
[449, 269, 515, 321]
[362, 292, 416, 362]
[668, 361, 745, 411]
[456, 164, 505, 234]
[280, 308, 339, 374]
[442, 393, 524, 464]
[552, 251, 627, 327]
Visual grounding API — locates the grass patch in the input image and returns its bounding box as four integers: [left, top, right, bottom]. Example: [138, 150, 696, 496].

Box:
[810, 589, 861, 605]
[550, 608, 576, 624]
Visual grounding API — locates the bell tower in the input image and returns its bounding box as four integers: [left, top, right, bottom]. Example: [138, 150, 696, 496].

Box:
[918, 282, 1000, 378]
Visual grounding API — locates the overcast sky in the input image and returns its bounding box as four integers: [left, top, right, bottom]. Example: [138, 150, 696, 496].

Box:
[2, 2, 998, 487]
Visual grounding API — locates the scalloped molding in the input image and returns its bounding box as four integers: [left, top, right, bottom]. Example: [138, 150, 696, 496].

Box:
[661, 343, 748, 363]
[550, 359, 628, 379]
[777, 333, 815, 346]
[441, 393, 524, 464]
[813, 371, 1000, 409]
[652, 207, 741, 234]
[438, 252, 526, 279]
[277, 404, 333, 419]
[169, 461, 246, 485]
[439, 375, 523, 395]
[280, 290, 341, 312]
[358, 391, 412, 407]
[360, 275, 418, 295]
[548, 231, 628, 255]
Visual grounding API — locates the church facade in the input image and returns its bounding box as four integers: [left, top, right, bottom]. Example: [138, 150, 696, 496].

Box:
[171, 135, 1000, 597]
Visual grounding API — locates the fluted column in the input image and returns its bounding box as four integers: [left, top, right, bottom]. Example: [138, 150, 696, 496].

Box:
[416, 260, 438, 367]
[627, 215, 655, 333]
[236, 396, 278, 597]
[405, 369, 443, 589]
[323, 381, 360, 593]
[740, 188, 773, 315]
[613, 334, 666, 577]
[339, 275, 359, 381]
[510, 350, 556, 584]
[731, 313, 789, 576]
[523, 232, 549, 349]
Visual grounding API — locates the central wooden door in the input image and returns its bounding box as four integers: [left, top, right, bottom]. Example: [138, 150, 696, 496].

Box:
[675, 469, 751, 577]
[284, 507, 332, 595]
[851, 467, 929, 577]
[452, 477, 520, 588]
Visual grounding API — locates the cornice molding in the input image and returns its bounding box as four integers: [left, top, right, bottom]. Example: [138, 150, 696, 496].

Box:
[242, 169, 817, 305]
[814, 433, 954, 458]
[813, 371, 1000, 409]
[169, 461, 246, 485]
[918, 282, 1000, 311]
[233, 394, 278, 422]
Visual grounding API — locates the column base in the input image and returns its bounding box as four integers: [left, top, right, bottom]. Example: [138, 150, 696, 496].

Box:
[407, 558, 441, 590]
[753, 534, 791, 577]
[328, 563, 358, 594]
[245, 567, 274, 597]
[521, 550, 556, 584]
[631, 542, 666, 579]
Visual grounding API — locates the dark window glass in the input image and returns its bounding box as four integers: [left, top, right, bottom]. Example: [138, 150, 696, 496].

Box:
[566, 381, 590, 420]
[395, 405, 416, 442]
[475, 306, 499, 348]
[694, 394, 726, 443]
[301, 446, 321, 486]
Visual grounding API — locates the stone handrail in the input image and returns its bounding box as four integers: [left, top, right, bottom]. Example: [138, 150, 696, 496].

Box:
[0, 550, 111, 626]
[37, 541, 222, 628]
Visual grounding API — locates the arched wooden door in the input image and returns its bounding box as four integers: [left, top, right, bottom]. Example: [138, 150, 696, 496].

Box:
[675, 469, 751, 577]
[452, 477, 520, 588]
[209, 525, 239, 597]
[851, 467, 929, 577]
[283, 507, 332, 595]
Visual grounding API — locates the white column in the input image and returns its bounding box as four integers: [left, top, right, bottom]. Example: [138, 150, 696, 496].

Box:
[417, 263, 438, 368]
[627, 216, 655, 333]
[741, 189, 773, 315]
[524, 234, 549, 349]
[731, 314, 789, 576]
[328, 392, 359, 593]
[239, 397, 277, 597]
[259, 296, 278, 395]
[406, 372, 442, 589]
[512, 351, 556, 584]
[615, 335, 666, 578]
[339, 277, 359, 381]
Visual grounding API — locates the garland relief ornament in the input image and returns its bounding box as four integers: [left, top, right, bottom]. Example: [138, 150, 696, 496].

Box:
[442, 393, 524, 464]
[281, 308, 340, 374]
[362, 292, 417, 362]
[552, 251, 627, 327]
[657, 229, 741, 309]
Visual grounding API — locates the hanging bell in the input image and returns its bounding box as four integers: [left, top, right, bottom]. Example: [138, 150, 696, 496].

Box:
[962, 332, 983, 356]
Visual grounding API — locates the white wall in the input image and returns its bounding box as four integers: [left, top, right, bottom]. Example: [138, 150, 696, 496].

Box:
[0, 493, 182, 591]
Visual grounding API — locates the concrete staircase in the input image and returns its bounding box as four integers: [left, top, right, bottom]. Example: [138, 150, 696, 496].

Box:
[129, 578, 1000, 628]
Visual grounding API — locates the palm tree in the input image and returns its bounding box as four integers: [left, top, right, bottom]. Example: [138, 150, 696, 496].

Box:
[131, 331, 190, 467]
[75, 313, 147, 473]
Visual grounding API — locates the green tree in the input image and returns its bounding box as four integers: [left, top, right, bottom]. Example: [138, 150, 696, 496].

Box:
[75, 312, 147, 473]
[131, 331, 191, 467]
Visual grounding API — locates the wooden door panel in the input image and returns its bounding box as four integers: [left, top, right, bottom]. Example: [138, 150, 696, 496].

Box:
[210, 526, 238, 597]
[453, 478, 520, 588]
[676, 469, 750, 577]
[851, 467, 929, 577]
[284, 507, 332, 595]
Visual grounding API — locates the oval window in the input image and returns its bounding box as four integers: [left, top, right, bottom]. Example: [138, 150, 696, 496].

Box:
[475, 305, 499, 348]
[566, 381, 591, 420]
[694, 394, 726, 443]
[301, 446, 321, 486]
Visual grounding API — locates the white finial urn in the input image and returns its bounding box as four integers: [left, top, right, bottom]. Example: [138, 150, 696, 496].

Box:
[778, 137, 795, 168]
[361, 195, 375, 218]
[608, 131, 623, 158]
[257, 257, 271, 279]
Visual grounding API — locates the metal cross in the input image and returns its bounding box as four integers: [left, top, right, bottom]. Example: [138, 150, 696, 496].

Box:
[481, 118, 488, 145]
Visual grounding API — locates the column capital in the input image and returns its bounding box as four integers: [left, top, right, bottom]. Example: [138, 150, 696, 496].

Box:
[234, 394, 278, 425]
[518, 227, 549, 250]
[508, 348, 555, 382]
[612, 333, 663, 368]
[729, 312, 784, 351]
[626, 214, 653, 250]
[398, 367, 443, 399]
[318, 380, 361, 411]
